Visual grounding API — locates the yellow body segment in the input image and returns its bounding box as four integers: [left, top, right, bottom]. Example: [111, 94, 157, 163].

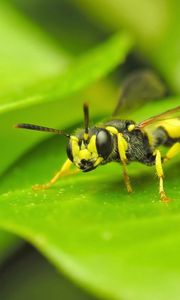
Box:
[157, 118, 180, 139]
[128, 124, 135, 132]
[106, 126, 118, 135]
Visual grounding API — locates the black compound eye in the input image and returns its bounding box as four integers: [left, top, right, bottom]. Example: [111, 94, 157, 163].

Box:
[66, 142, 73, 162]
[96, 129, 113, 159]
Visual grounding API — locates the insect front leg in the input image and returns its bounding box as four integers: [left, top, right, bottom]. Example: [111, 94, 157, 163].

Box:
[33, 159, 80, 191]
[121, 161, 132, 193]
[154, 150, 171, 203]
[117, 133, 133, 193]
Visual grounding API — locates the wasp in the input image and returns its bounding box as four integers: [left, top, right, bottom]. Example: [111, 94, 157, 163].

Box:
[15, 71, 180, 202]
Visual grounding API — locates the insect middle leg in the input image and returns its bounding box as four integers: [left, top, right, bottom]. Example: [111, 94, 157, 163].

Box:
[33, 159, 80, 190]
[155, 149, 171, 203]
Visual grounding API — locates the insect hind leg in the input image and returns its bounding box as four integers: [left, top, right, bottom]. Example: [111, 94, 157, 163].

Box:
[33, 159, 79, 190]
[163, 142, 180, 162]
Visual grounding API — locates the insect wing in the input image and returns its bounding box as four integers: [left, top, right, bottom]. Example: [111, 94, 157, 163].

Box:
[136, 106, 180, 129]
[112, 70, 167, 117]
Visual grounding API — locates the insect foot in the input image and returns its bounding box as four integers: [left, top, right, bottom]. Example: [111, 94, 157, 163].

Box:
[160, 191, 172, 203]
[32, 183, 51, 191]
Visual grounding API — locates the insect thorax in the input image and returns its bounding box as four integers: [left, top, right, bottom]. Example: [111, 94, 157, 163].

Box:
[104, 119, 155, 165]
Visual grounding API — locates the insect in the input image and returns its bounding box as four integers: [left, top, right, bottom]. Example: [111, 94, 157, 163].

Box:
[15, 71, 180, 202]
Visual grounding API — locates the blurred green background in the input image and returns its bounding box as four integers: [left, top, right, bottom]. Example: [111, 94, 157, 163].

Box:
[0, 1, 179, 300]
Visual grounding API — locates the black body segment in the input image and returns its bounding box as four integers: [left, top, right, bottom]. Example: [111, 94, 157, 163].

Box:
[153, 126, 180, 147]
[104, 119, 155, 165]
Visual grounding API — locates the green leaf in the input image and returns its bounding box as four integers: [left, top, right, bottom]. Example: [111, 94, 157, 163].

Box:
[0, 31, 133, 114]
[0, 98, 179, 300]
[0, 1, 69, 93]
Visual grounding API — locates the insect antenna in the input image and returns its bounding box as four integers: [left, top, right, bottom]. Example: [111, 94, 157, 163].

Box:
[14, 123, 70, 137]
[83, 102, 89, 135]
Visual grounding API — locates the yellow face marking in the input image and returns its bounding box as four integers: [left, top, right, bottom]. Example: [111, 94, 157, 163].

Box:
[106, 126, 118, 135]
[78, 149, 91, 160]
[87, 135, 97, 154]
[71, 136, 78, 142]
[71, 136, 80, 158]
[70, 134, 102, 167]
[81, 141, 86, 150]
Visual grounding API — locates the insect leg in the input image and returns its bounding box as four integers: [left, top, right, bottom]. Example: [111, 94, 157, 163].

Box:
[163, 142, 180, 162]
[155, 150, 171, 202]
[117, 133, 132, 193]
[33, 159, 79, 190]
[122, 162, 132, 193]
